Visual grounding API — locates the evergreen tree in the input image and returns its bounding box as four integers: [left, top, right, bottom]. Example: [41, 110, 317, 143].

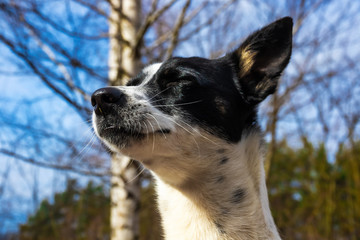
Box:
[19, 180, 110, 240]
[19, 179, 163, 240]
[268, 140, 360, 240]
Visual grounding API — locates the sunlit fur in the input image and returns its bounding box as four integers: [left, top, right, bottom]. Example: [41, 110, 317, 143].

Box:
[92, 17, 293, 240]
[94, 103, 281, 239]
[92, 63, 281, 239]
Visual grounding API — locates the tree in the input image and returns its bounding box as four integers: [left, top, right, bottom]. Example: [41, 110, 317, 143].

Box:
[17, 141, 360, 240]
[107, 0, 142, 238]
[19, 179, 110, 240]
[0, 1, 240, 239]
[0, 0, 359, 239]
[268, 139, 360, 239]
[18, 178, 163, 240]
[260, 0, 360, 175]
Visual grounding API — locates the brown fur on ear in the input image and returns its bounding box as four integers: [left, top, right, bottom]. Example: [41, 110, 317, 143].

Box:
[230, 17, 293, 104]
[238, 46, 257, 79]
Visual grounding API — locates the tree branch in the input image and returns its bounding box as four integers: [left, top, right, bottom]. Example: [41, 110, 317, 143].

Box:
[148, 0, 234, 54]
[164, 0, 191, 59]
[133, 0, 177, 57]
[0, 33, 90, 117]
[0, 148, 109, 178]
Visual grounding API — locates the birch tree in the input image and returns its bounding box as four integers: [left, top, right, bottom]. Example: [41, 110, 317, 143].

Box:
[1, 0, 359, 239]
[0, 0, 240, 239]
[107, 0, 141, 239]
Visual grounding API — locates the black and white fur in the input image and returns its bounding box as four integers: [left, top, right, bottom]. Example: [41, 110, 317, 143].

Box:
[92, 17, 293, 240]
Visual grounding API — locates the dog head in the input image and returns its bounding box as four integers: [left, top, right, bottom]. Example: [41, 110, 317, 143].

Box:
[91, 17, 292, 175]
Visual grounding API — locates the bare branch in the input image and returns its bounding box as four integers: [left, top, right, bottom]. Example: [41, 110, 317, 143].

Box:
[0, 162, 11, 199]
[164, 0, 191, 59]
[0, 33, 90, 117]
[133, 0, 177, 56]
[0, 148, 109, 178]
[30, 4, 109, 40]
[74, 0, 109, 19]
[148, 0, 235, 53]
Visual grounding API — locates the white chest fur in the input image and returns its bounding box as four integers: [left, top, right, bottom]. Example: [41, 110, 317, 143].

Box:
[153, 134, 281, 240]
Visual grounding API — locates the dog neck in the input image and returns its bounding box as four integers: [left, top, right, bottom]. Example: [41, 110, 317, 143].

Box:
[152, 133, 281, 240]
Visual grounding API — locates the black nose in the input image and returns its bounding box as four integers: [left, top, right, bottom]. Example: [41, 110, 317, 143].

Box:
[91, 87, 126, 116]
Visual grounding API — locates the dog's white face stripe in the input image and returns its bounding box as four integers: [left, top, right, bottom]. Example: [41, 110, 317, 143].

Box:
[91, 17, 293, 239]
[140, 63, 163, 87]
[114, 62, 163, 97]
[116, 62, 177, 134]
[92, 62, 175, 148]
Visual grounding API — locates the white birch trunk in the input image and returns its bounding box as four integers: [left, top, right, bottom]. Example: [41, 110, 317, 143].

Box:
[108, 0, 141, 239]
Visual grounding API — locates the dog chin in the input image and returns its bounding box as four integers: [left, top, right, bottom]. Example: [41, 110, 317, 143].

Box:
[95, 126, 141, 148]
[97, 126, 171, 155]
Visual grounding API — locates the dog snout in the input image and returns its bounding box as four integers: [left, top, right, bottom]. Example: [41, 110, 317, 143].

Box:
[91, 87, 126, 116]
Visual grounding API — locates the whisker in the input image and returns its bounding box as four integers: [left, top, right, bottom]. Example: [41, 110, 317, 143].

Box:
[149, 98, 167, 104]
[150, 113, 201, 152]
[69, 130, 97, 166]
[151, 112, 219, 147]
[151, 112, 193, 136]
[147, 87, 172, 102]
[152, 100, 203, 108]
[177, 118, 220, 146]
[136, 121, 142, 139]
[144, 120, 151, 141]
[145, 113, 167, 139]
[78, 135, 97, 164]
[126, 165, 146, 184]
[146, 119, 156, 152]
[66, 126, 95, 156]
[77, 131, 97, 157]
[74, 120, 93, 128]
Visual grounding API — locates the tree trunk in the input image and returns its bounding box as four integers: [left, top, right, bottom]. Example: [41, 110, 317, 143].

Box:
[108, 0, 141, 239]
[265, 92, 279, 179]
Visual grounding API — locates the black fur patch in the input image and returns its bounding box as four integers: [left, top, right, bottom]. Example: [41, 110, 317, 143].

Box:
[145, 57, 256, 143]
[231, 188, 246, 204]
[93, 17, 293, 147]
[219, 157, 229, 165]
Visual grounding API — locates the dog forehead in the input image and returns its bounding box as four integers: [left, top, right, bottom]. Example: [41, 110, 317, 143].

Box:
[141, 63, 163, 85]
[159, 57, 210, 74]
[126, 62, 163, 87]
[128, 57, 237, 95]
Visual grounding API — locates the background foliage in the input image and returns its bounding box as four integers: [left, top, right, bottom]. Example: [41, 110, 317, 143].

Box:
[0, 0, 359, 239]
[16, 140, 360, 240]
[20, 180, 110, 240]
[268, 140, 360, 239]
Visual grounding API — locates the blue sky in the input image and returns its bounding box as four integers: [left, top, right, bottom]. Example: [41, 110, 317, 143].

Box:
[1, 0, 360, 234]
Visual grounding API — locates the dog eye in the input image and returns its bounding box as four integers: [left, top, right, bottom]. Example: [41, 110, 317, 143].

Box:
[165, 78, 193, 89]
[165, 81, 178, 89]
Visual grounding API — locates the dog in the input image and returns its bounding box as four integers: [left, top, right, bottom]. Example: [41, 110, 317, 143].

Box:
[92, 17, 292, 240]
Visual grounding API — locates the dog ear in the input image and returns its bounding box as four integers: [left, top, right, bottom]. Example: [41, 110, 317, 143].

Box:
[229, 17, 293, 104]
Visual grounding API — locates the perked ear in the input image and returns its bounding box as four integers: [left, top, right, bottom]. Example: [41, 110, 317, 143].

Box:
[229, 17, 293, 104]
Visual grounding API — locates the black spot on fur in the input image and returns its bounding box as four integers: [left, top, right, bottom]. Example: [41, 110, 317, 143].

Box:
[215, 221, 226, 234]
[162, 129, 171, 134]
[126, 191, 135, 200]
[221, 207, 230, 216]
[155, 129, 171, 134]
[231, 188, 246, 204]
[219, 157, 229, 165]
[216, 175, 225, 183]
[217, 148, 226, 154]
